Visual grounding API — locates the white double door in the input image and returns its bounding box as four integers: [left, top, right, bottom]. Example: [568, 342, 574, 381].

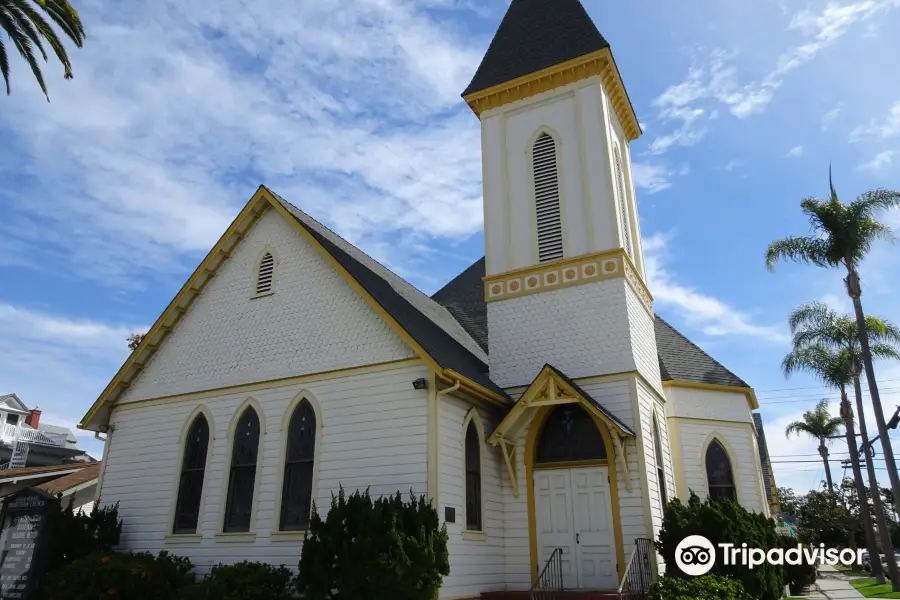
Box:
[533, 466, 617, 590]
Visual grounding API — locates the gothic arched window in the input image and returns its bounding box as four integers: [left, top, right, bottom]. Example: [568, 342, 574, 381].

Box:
[536, 405, 606, 464]
[224, 407, 261, 532]
[652, 414, 668, 508]
[613, 143, 633, 258]
[533, 132, 564, 263]
[706, 439, 737, 502]
[280, 400, 316, 531]
[465, 421, 482, 530]
[173, 413, 210, 534]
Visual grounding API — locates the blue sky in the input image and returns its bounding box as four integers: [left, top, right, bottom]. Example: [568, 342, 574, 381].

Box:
[1, 0, 899, 494]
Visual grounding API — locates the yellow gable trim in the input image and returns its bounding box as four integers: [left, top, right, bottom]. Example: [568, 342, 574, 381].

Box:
[80, 187, 505, 431]
[463, 48, 641, 142]
[662, 380, 759, 410]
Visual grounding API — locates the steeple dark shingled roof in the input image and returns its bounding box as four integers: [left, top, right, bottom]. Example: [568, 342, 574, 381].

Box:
[462, 0, 611, 97]
[432, 257, 751, 390]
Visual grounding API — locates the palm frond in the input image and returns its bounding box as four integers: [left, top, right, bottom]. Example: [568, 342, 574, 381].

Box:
[765, 236, 833, 271]
[33, 0, 85, 47]
[7, 1, 49, 62]
[0, 8, 48, 98]
[0, 40, 10, 95]
[869, 343, 900, 362]
[785, 421, 813, 438]
[852, 189, 900, 221]
[785, 398, 843, 439]
[782, 345, 853, 388]
[13, 0, 72, 78]
[788, 301, 833, 334]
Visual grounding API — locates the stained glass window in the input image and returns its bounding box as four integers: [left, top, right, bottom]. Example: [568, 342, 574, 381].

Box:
[706, 439, 737, 502]
[280, 400, 316, 531]
[173, 414, 209, 534]
[465, 421, 482, 530]
[535, 405, 606, 463]
[224, 407, 260, 532]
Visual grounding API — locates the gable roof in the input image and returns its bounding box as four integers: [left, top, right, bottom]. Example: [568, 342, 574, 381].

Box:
[0, 462, 91, 481]
[38, 462, 101, 496]
[81, 188, 508, 430]
[431, 257, 752, 392]
[462, 0, 610, 96]
[0, 393, 29, 413]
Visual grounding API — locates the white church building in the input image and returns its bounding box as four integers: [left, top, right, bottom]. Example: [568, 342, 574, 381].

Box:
[80, 0, 776, 596]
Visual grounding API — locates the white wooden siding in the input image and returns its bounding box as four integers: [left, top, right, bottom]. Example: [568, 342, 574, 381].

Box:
[101, 363, 429, 573]
[438, 395, 506, 597]
[120, 207, 414, 403]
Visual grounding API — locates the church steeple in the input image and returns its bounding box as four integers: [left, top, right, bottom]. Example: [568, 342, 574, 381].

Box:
[462, 0, 611, 97]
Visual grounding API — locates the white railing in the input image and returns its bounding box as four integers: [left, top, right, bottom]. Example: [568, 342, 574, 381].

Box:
[1, 424, 68, 447]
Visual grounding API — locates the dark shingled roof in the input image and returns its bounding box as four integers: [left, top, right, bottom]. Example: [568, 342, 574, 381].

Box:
[278, 206, 508, 401]
[462, 0, 610, 96]
[753, 413, 775, 504]
[432, 257, 750, 390]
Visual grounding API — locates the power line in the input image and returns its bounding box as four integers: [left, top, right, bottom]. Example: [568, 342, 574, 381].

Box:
[755, 378, 900, 394]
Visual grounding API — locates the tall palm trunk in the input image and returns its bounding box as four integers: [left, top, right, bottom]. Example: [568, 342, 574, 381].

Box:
[855, 373, 900, 589]
[846, 266, 900, 518]
[818, 439, 835, 491]
[841, 388, 885, 583]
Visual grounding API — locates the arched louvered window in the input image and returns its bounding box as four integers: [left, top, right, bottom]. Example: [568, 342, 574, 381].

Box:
[464, 421, 482, 530]
[536, 405, 606, 464]
[613, 144, 633, 258]
[224, 407, 261, 532]
[533, 133, 564, 263]
[280, 400, 316, 531]
[652, 414, 668, 509]
[173, 413, 210, 534]
[706, 439, 737, 502]
[256, 252, 275, 295]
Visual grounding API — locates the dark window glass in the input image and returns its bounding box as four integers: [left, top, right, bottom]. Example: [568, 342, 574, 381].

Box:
[706, 439, 737, 502]
[6, 414, 18, 426]
[224, 407, 260, 532]
[280, 400, 316, 531]
[536, 405, 606, 463]
[173, 414, 210, 534]
[465, 422, 482, 530]
[652, 416, 668, 509]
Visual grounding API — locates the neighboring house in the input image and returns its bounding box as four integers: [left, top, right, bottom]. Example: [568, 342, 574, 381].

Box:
[0, 394, 87, 468]
[0, 462, 101, 514]
[79, 0, 774, 595]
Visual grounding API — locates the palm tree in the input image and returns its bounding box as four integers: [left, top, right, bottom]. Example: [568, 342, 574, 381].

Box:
[0, 0, 85, 98]
[785, 399, 843, 492]
[766, 170, 900, 523]
[789, 302, 900, 588]
[783, 344, 886, 584]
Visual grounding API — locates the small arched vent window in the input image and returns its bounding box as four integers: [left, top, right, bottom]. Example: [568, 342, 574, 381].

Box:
[533, 133, 564, 263]
[256, 252, 275, 295]
[706, 439, 737, 503]
[613, 144, 633, 258]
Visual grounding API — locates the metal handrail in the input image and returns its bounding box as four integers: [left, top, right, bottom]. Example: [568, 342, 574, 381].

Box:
[618, 545, 639, 594]
[530, 548, 564, 600]
[1, 424, 66, 446]
[618, 538, 653, 600]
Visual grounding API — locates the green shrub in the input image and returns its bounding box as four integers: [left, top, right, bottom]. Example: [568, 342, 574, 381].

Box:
[50, 500, 123, 571]
[777, 536, 817, 595]
[297, 488, 450, 600]
[179, 562, 294, 600]
[43, 551, 193, 600]
[649, 574, 752, 600]
[656, 493, 784, 600]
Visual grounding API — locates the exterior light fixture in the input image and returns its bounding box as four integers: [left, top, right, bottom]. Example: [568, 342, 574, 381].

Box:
[412, 378, 428, 391]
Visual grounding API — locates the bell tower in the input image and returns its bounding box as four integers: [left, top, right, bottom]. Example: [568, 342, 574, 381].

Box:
[463, 0, 660, 391]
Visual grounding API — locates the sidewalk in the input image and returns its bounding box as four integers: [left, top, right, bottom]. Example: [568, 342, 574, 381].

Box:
[807, 565, 865, 599]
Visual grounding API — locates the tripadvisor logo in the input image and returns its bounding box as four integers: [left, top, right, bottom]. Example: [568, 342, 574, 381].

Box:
[675, 535, 865, 576]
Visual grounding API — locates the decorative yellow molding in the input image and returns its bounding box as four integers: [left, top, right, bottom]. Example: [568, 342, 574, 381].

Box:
[663, 380, 759, 410]
[463, 48, 641, 142]
[622, 253, 654, 315]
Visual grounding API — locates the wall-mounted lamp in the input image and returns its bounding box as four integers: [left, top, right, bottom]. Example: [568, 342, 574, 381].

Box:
[412, 378, 428, 391]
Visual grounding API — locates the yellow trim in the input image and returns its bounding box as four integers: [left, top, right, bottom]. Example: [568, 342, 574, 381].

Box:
[461, 407, 488, 536]
[272, 390, 322, 533]
[533, 458, 608, 470]
[463, 48, 641, 142]
[214, 532, 257, 543]
[440, 370, 510, 407]
[218, 397, 267, 535]
[164, 534, 202, 545]
[461, 530, 488, 542]
[699, 432, 742, 503]
[662, 380, 760, 410]
[269, 531, 307, 542]
[526, 405, 626, 583]
[427, 371, 440, 505]
[82, 185, 507, 430]
[109, 359, 423, 413]
[670, 415, 757, 430]
[166, 405, 216, 537]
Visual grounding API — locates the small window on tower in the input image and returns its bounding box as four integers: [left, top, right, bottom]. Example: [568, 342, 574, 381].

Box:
[532, 132, 563, 263]
[255, 251, 275, 296]
[613, 143, 633, 259]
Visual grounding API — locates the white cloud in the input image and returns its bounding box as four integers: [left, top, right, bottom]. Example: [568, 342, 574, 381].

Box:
[858, 150, 896, 170]
[785, 145, 804, 158]
[632, 163, 675, 193]
[850, 100, 900, 141]
[643, 233, 789, 342]
[648, 0, 899, 154]
[822, 105, 843, 131]
[723, 159, 744, 171]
